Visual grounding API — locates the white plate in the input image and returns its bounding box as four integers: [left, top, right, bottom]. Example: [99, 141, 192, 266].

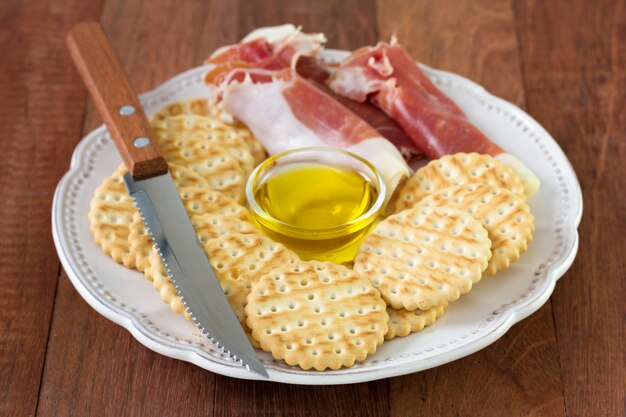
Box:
[52, 50, 582, 385]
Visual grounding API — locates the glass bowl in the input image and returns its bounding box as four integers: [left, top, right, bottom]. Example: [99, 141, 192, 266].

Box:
[246, 147, 386, 264]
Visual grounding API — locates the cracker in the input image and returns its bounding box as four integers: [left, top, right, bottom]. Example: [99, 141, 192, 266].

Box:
[168, 162, 216, 188]
[128, 207, 258, 272]
[178, 186, 251, 219]
[150, 98, 266, 165]
[395, 153, 525, 212]
[202, 233, 300, 339]
[149, 98, 211, 123]
[354, 206, 492, 311]
[128, 211, 153, 273]
[246, 261, 389, 371]
[154, 123, 247, 203]
[90, 163, 209, 268]
[89, 165, 136, 268]
[137, 185, 255, 282]
[152, 114, 256, 176]
[385, 304, 446, 340]
[145, 232, 298, 347]
[207, 100, 266, 166]
[192, 214, 259, 245]
[147, 248, 188, 316]
[415, 183, 534, 275]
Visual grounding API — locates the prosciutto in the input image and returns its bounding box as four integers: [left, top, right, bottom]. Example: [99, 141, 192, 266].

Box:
[295, 57, 421, 161]
[214, 67, 411, 203]
[206, 25, 422, 162]
[207, 24, 326, 69]
[327, 40, 540, 196]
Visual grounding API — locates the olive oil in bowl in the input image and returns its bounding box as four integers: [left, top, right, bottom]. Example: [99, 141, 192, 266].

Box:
[247, 148, 385, 264]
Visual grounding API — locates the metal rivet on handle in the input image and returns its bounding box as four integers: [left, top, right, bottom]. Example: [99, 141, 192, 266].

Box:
[119, 105, 136, 116]
[133, 137, 150, 148]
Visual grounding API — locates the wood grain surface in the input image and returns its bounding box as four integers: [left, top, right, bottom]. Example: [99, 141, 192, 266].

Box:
[0, 0, 623, 416]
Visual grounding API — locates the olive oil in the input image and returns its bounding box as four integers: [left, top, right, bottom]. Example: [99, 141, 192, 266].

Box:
[251, 162, 380, 264]
[255, 163, 377, 229]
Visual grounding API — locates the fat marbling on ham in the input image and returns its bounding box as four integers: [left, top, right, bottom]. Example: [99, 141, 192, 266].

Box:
[213, 67, 411, 204]
[327, 39, 540, 196]
[206, 24, 422, 162]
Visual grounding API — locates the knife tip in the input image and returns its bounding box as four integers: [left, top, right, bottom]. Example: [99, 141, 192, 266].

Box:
[246, 359, 270, 379]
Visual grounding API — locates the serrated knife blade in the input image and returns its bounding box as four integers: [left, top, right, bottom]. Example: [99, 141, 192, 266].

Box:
[125, 173, 268, 378]
[66, 22, 268, 378]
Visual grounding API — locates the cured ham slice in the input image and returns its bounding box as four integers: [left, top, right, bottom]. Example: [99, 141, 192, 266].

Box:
[208, 24, 326, 69]
[206, 25, 422, 161]
[327, 40, 540, 196]
[295, 57, 421, 161]
[215, 67, 411, 203]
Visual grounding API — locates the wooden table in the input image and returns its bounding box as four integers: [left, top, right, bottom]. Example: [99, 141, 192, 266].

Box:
[1, 0, 624, 416]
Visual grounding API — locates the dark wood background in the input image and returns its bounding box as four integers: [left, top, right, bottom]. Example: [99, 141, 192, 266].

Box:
[1, 0, 624, 416]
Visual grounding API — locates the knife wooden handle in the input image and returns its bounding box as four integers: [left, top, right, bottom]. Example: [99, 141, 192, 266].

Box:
[66, 22, 168, 180]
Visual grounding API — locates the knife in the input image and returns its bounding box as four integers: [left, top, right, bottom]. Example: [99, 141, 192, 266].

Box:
[66, 22, 268, 378]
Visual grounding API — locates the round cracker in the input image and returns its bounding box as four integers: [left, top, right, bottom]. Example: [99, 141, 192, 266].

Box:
[152, 121, 246, 203]
[128, 211, 153, 273]
[145, 232, 298, 347]
[149, 98, 211, 123]
[130, 201, 256, 274]
[246, 260, 389, 371]
[150, 98, 266, 165]
[153, 114, 256, 176]
[415, 183, 534, 275]
[146, 248, 188, 316]
[90, 163, 208, 269]
[178, 186, 251, 219]
[88, 165, 136, 267]
[202, 233, 299, 330]
[395, 153, 525, 212]
[354, 206, 492, 311]
[385, 304, 446, 340]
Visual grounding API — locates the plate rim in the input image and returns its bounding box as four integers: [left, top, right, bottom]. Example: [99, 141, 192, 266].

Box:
[52, 50, 583, 385]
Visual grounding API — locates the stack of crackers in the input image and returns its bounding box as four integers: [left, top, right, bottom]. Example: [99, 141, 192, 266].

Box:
[356, 154, 535, 341]
[89, 98, 534, 371]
